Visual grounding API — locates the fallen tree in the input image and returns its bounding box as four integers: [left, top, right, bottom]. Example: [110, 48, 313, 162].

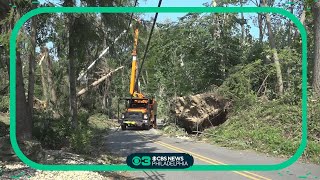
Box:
[170, 93, 231, 133]
[77, 66, 124, 97]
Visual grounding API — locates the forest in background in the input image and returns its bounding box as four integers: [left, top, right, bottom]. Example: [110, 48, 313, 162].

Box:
[0, 0, 319, 165]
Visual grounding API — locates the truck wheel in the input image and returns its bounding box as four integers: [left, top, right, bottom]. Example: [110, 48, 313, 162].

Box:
[143, 124, 150, 130]
[153, 115, 157, 129]
[121, 125, 126, 130]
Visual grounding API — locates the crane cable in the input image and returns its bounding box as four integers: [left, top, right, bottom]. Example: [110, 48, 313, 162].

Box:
[133, 0, 163, 95]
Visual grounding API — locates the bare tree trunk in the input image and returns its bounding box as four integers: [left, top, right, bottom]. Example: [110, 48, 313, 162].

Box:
[14, 6, 31, 140]
[68, 22, 78, 129]
[108, 96, 112, 118]
[120, 61, 125, 95]
[142, 73, 147, 87]
[258, 14, 263, 42]
[39, 52, 48, 103]
[102, 80, 108, 112]
[312, 2, 320, 96]
[211, 0, 218, 39]
[64, 0, 77, 128]
[286, 1, 294, 90]
[26, 5, 37, 134]
[300, 10, 306, 26]
[16, 50, 31, 140]
[108, 76, 113, 118]
[256, 0, 265, 42]
[45, 47, 57, 104]
[240, 0, 245, 44]
[258, 14, 264, 42]
[262, 0, 284, 95]
[287, 1, 294, 45]
[145, 70, 149, 85]
[293, 9, 306, 43]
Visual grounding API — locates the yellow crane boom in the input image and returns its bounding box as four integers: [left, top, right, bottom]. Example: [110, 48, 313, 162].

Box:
[129, 19, 145, 99]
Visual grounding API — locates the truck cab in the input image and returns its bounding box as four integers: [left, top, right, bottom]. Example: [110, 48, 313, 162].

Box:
[118, 98, 157, 130]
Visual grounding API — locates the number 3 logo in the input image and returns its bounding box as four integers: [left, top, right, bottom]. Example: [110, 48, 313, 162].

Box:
[141, 156, 151, 166]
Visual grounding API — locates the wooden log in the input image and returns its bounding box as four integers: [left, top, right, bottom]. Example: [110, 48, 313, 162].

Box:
[77, 66, 124, 97]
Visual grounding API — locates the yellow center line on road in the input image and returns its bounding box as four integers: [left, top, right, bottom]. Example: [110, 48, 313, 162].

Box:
[136, 131, 271, 180]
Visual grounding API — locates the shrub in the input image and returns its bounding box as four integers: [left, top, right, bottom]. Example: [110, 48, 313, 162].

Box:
[0, 95, 9, 112]
[32, 111, 69, 150]
[69, 125, 93, 154]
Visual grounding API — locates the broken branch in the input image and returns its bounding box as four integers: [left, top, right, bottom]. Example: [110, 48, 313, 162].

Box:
[77, 66, 124, 97]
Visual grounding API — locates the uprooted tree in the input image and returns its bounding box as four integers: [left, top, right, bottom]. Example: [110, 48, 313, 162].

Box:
[170, 93, 231, 133]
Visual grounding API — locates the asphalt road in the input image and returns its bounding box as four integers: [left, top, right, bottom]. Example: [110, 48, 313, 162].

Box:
[105, 124, 320, 180]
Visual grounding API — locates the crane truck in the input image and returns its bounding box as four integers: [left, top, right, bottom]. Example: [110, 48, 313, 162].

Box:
[118, 19, 157, 130]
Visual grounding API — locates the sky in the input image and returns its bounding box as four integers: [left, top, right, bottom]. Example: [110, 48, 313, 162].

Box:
[36, 0, 263, 57]
[38, 0, 261, 38]
[137, 0, 260, 37]
[138, 0, 210, 22]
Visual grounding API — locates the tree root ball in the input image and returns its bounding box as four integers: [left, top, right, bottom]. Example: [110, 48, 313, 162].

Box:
[170, 93, 231, 133]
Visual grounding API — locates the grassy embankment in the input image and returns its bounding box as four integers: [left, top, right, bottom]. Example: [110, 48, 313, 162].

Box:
[162, 98, 320, 164]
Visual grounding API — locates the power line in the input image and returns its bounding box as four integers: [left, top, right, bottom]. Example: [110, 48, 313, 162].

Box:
[76, 0, 138, 81]
[134, 0, 162, 96]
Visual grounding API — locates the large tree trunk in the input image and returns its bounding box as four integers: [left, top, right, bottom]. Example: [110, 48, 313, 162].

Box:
[27, 4, 37, 131]
[262, 0, 284, 96]
[14, 6, 31, 140]
[16, 50, 31, 140]
[64, 0, 77, 128]
[312, 2, 320, 96]
[68, 21, 78, 129]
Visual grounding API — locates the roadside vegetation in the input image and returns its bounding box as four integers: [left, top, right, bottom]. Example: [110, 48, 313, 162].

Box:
[152, 1, 320, 164]
[202, 95, 320, 164]
[161, 95, 320, 164]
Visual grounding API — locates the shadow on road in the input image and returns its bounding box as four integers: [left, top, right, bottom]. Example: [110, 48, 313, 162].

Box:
[105, 129, 162, 158]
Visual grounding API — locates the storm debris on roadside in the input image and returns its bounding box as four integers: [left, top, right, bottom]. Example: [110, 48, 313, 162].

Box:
[170, 93, 231, 133]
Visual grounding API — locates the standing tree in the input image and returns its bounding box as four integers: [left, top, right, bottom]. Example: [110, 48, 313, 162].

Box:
[13, 1, 35, 140]
[26, 1, 37, 136]
[262, 0, 284, 96]
[63, 0, 78, 129]
[312, 1, 320, 96]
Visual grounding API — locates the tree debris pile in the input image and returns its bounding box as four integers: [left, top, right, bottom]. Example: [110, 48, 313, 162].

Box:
[170, 93, 231, 133]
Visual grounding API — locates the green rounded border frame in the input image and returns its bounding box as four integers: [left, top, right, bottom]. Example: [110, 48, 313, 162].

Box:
[10, 7, 307, 171]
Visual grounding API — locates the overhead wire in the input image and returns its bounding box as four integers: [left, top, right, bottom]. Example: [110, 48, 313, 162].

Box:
[77, 0, 138, 81]
[133, 0, 163, 96]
